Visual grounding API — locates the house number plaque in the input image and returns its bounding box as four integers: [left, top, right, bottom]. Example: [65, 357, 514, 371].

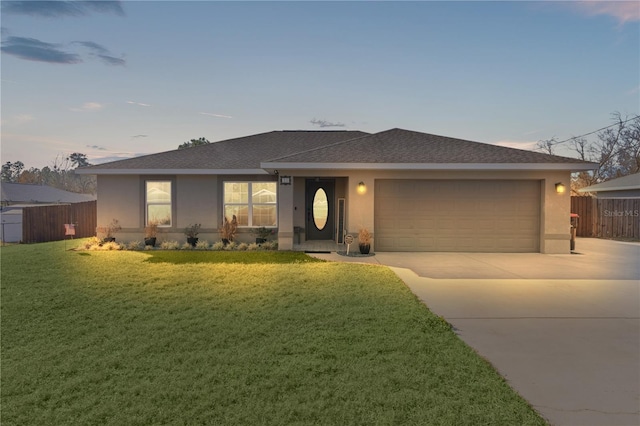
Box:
[345, 234, 354, 255]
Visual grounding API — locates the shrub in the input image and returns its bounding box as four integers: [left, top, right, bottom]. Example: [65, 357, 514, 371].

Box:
[126, 241, 143, 250]
[358, 227, 372, 245]
[236, 242, 249, 251]
[220, 215, 238, 241]
[79, 237, 101, 250]
[261, 241, 278, 250]
[181, 242, 193, 250]
[184, 223, 201, 238]
[195, 240, 210, 250]
[96, 218, 121, 241]
[251, 226, 275, 240]
[160, 240, 180, 250]
[144, 220, 159, 238]
[225, 241, 237, 251]
[247, 242, 260, 251]
[211, 241, 225, 251]
[101, 241, 122, 251]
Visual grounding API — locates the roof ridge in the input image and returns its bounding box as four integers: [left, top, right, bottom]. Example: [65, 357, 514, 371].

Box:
[280, 130, 363, 133]
[263, 131, 373, 162]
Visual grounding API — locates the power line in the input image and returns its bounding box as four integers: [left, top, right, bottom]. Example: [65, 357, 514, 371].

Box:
[547, 115, 639, 146]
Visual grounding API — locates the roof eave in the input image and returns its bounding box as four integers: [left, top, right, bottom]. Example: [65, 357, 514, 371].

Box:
[75, 168, 270, 175]
[578, 185, 640, 193]
[261, 162, 598, 172]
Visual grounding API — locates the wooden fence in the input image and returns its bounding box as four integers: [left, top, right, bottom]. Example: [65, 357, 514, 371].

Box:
[571, 196, 640, 240]
[22, 201, 97, 243]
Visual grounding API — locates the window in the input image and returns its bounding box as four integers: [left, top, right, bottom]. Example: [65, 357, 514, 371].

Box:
[146, 181, 172, 226]
[224, 182, 277, 227]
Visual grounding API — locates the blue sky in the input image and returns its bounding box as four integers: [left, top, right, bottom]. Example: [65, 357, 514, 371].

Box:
[2, 1, 639, 169]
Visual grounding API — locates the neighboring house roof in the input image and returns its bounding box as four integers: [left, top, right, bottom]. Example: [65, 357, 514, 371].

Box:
[578, 173, 640, 193]
[77, 128, 596, 175]
[78, 130, 369, 174]
[1, 183, 96, 204]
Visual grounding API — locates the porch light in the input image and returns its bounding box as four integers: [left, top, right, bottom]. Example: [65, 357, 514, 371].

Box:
[280, 175, 291, 185]
[357, 181, 366, 195]
[555, 182, 566, 194]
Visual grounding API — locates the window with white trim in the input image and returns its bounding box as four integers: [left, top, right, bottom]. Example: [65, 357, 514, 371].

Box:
[146, 181, 172, 226]
[224, 182, 277, 227]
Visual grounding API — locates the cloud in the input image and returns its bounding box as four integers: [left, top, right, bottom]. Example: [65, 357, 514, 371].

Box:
[2, 1, 124, 18]
[627, 85, 640, 96]
[73, 41, 125, 66]
[132, 134, 148, 139]
[96, 54, 125, 66]
[2, 36, 125, 66]
[199, 112, 233, 119]
[86, 144, 107, 151]
[493, 140, 538, 151]
[127, 101, 151, 107]
[70, 102, 104, 112]
[571, 1, 640, 25]
[1, 36, 81, 64]
[310, 118, 346, 128]
[1, 114, 35, 126]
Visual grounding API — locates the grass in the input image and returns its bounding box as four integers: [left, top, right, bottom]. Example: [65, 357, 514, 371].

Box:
[1, 240, 547, 426]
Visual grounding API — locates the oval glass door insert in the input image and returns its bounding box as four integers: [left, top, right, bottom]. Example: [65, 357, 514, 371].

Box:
[313, 188, 328, 230]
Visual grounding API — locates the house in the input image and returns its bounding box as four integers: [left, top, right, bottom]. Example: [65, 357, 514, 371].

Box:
[577, 173, 640, 199]
[76, 128, 596, 253]
[1, 182, 95, 206]
[0, 183, 96, 243]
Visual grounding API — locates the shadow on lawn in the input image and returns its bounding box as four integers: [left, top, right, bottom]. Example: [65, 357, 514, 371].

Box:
[143, 250, 324, 265]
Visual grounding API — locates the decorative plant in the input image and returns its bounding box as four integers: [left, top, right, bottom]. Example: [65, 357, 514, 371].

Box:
[358, 227, 372, 246]
[97, 218, 121, 240]
[144, 220, 159, 238]
[358, 227, 372, 255]
[195, 240, 210, 250]
[251, 226, 275, 240]
[184, 223, 201, 238]
[220, 215, 238, 241]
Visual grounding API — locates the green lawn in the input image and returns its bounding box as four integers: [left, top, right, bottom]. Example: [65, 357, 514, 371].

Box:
[1, 240, 546, 426]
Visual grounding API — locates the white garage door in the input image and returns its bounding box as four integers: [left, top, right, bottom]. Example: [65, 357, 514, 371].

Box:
[375, 180, 541, 252]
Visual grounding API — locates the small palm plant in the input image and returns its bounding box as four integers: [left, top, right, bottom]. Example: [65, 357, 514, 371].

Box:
[220, 215, 238, 244]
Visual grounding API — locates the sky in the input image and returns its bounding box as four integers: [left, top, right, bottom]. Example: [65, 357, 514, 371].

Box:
[1, 0, 639, 169]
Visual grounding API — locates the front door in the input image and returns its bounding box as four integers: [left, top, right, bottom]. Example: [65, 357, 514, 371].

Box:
[306, 179, 335, 240]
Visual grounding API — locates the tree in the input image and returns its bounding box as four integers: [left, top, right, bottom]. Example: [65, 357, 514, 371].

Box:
[1, 161, 24, 182]
[536, 113, 640, 194]
[68, 152, 91, 168]
[1, 154, 96, 194]
[178, 137, 211, 149]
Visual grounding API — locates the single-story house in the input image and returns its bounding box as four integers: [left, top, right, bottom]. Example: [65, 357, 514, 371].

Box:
[0, 183, 96, 243]
[77, 128, 596, 253]
[577, 173, 640, 199]
[1, 182, 96, 206]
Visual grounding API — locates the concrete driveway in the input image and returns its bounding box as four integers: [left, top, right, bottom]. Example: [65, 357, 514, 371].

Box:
[311, 238, 640, 426]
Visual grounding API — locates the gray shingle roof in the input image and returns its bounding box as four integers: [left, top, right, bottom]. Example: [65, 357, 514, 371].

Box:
[1, 183, 96, 204]
[578, 173, 640, 193]
[266, 128, 590, 164]
[79, 128, 595, 174]
[80, 131, 369, 171]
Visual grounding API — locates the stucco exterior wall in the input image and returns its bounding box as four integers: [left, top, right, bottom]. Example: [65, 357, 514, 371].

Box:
[97, 175, 140, 230]
[97, 174, 220, 242]
[97, 169, 572, 253]
[280, 169, 572, 254]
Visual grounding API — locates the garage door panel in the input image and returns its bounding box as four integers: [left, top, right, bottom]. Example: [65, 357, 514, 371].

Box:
[414, 218, 437, 230]
[375, 179, 541, 252]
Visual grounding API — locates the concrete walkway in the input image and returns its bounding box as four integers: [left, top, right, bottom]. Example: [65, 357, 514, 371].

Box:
[310, 238, 640, 426]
